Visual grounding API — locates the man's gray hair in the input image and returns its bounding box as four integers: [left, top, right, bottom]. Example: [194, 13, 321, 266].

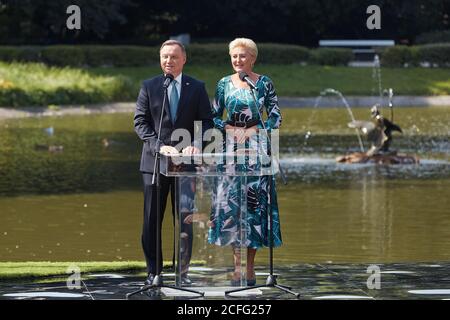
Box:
[160, 40, 186, 55]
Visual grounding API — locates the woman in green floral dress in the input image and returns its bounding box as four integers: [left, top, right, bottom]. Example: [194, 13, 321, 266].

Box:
[208, 38, 282, 286]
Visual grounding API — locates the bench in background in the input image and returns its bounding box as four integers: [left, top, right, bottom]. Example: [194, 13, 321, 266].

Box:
[319, 40, 395, 62]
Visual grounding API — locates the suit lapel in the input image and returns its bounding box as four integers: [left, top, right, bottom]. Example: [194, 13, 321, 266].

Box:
[175, 75, 192, 123]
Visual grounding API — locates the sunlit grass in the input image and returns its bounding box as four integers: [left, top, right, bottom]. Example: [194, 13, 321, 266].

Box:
[0, 260, 205, 280]
[1, 62, 449, 107]
[0, 62, 134, 107]
[0, 261, 142, 280]
[91, 64, 450, 97]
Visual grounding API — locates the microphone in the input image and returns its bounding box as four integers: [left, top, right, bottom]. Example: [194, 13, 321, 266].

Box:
[163, 73, 174, 89]
[238, 71, 257, 90]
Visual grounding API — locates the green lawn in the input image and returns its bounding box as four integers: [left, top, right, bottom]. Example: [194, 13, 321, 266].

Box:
[90, 64, 450, 97]
[0, 62, 134, 107]
[1, 62, 449, 107]
[0, 260, 204, 280]
[0, 261, 144, 280]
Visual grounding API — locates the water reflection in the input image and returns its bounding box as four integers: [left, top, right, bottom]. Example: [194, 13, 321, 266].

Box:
[0, 109, 449, 264]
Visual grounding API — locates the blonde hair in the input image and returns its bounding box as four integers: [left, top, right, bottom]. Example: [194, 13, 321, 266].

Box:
[229, 38, 258, 60]
[160, 40, 186, 56]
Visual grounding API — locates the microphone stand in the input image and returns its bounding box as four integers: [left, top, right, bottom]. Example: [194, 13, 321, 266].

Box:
[127, 79, 204, 299]
[225, 86, 299, 298]
[239, 75, 287, 185]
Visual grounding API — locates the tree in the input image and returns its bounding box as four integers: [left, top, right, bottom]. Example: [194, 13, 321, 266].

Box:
[0, 0, 133, 44]
[0, 0, 448, 45]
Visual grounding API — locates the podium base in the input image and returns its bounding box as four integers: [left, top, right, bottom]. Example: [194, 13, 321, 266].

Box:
[225, 275, 300, 298]
[126, 275, 204, 299]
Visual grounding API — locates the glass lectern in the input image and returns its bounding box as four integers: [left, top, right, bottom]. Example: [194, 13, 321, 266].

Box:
[160, 150, 276, 288]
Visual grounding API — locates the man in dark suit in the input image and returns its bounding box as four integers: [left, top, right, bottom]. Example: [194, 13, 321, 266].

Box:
[134, 40, 214, 285]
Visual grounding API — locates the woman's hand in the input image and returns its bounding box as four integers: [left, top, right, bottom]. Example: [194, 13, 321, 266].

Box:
[235, 127, 247, 144]
[226, 125, 246, 144]
[182, 146, 200, 155]
[226, 125, 259, 144]
[245, 125, 259, 136]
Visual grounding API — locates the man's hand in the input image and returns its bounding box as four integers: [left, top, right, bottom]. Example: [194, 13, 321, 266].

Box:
[183, 213, 208, 224]
[183, 214, 193, 224]
[182, 146, 200, 155]
[160, 145, 179, 155]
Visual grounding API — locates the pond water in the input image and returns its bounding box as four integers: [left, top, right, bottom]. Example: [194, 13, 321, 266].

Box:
[0, 107, 448, 264]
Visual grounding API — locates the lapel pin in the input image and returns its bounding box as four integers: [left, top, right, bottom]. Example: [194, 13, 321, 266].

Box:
[186, 82, 190, 86]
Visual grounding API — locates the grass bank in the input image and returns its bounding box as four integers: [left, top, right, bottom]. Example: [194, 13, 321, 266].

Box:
[0, 62, 133, 107]
[0, 261, 144, 280]
[0, 261, 205, 280]
[1, 62, 450, 107]
[92, 64, 450, 97]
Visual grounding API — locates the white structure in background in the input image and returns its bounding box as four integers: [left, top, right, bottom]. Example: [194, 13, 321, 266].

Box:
[170, 34, 191, 46]
[319, 39, 395, 67]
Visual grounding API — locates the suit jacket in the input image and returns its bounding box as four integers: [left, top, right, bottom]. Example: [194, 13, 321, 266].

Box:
[134, 74, 214, 173]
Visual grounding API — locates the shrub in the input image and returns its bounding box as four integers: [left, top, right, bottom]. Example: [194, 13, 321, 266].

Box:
[62, 45, 160, 67]
[83, 46, 117, 67]
[380, 46, 417, 67]
[416, 43, 450, 67]
[187, 43, 310, 65]
[41, 46, 86, 66]
[0, 45, 160, 67]
[310, 48, 353, 66]
[16, 46, 42, 62]
[0, 46, 21, 62]
[380, 44, 450, 67]
[0, 46, 41, 62]
[108, 46, 159, 67]
[258, 43, 310, 64]
[186, 43, 230, 65]
[415, 30, 450, 45]
[0, 88, 30, 107]
[0, 44, 312, 67]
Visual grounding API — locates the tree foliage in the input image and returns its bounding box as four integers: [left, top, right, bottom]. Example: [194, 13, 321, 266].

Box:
[0, 0, 448, 45]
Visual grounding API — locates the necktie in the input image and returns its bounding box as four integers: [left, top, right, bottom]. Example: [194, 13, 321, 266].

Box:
[170, 80, 179, 124]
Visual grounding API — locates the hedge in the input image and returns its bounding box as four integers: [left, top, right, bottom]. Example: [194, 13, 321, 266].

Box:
[310, 48, 353, 66]
[379, 45, 419, 67]
[4, 43, 447, 68]
[185, 43, 229, 65]
[82, 46, 159, 67]
[0, 46, 42, 62]
[417, 43, 450, 66]
[415, 30, 450, 45]
[0, 45, 160, 67]
[0, 44, 336, 67]
[257, 43, 310, 64]
[380, 43, 450, 67]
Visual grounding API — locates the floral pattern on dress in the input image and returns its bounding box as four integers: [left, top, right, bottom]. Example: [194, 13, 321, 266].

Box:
[208, 75, 282, 249]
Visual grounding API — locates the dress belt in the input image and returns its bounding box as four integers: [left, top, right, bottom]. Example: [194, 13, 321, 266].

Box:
[225, 118, 260, 128]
